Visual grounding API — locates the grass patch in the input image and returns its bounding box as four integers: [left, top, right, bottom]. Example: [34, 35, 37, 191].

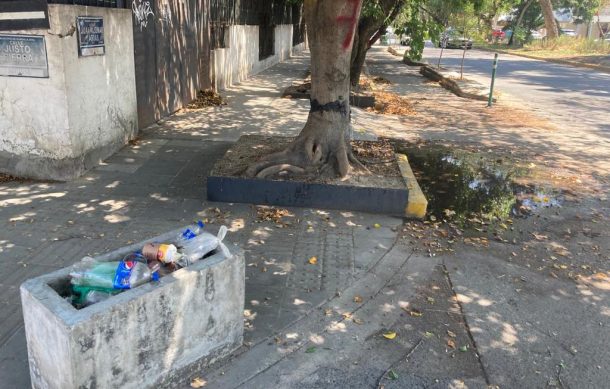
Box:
[476, 37, 610, 59]
[523, 36, 610, 56]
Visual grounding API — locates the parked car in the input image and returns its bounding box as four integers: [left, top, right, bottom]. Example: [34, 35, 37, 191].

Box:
[560, 29, 577, 37]
[530, 30, 544, 40]
[492, 29, 505, 39]
[400, 35, 411, 46]
[439, 29, 473, 49]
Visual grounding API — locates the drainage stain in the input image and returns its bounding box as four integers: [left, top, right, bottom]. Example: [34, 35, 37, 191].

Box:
[393, 142, 562, 222]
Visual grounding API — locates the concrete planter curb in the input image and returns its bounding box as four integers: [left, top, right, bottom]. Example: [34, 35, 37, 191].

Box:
[20, 227, 245, 389]
[206, 136, 427, 219]
[419, 65, 496, 102]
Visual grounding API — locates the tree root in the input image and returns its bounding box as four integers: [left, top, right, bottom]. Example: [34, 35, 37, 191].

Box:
[256, 164, 305, 178]
[246, 139, 369, 179]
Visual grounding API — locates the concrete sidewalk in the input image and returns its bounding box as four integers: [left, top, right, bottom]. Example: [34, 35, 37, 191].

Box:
[1, 48, 608, 389]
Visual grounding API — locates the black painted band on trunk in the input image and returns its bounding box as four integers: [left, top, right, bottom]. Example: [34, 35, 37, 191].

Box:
[310, 99, 348, 116]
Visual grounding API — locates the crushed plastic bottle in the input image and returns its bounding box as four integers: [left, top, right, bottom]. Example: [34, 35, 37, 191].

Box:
[176, 220, 205, 246]
[70, 256, 159, 290]
[178, 226, 227, 267]
[142, 243, 179, 263]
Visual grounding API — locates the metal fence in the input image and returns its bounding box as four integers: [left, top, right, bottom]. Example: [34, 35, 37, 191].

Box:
[211, 0, 293, 26]
[210, 0, 294, 55]
[47, 0, 128, 7]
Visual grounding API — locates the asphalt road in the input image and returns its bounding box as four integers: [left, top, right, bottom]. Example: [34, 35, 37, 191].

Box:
[422, 47, 610, 136]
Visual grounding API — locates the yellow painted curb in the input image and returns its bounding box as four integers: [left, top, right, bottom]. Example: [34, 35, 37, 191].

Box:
[395, 153, 428, 219]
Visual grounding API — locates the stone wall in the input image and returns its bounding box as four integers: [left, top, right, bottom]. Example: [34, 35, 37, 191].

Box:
[0, 5, 137, 181]
[212, 24, 306, 90]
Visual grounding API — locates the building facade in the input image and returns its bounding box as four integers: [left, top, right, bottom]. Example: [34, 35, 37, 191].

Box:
[0, 0, 306, 180]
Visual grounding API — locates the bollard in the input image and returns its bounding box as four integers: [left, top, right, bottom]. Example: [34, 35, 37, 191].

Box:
[487, 53, 499, 107]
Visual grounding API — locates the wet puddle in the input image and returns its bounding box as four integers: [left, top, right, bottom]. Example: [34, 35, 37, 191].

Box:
[393, 143, 562, 222]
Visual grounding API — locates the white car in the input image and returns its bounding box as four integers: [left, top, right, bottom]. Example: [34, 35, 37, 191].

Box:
[530, 30, 544, 40]
[560, 29, 577, 37]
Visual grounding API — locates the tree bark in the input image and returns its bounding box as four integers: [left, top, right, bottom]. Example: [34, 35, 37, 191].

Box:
[246, 0, 364, 179]
[349, 0, 403, 88]
[539, 0, 559, 39]
[350, 19, 379, 87]
[508, 0, 534, 46]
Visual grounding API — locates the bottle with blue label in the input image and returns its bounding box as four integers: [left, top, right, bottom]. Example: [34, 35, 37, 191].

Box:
[176, 220, 205, 246]
[70, 256, 159, 290]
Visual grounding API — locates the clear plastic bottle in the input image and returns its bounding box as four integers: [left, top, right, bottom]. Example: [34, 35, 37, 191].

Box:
[70, 258, 159, 289]
[176, 220, 205, 246]
[113, 260, 159, 289]
[83, 290, 113, 307]
[179, 226, 227, 267]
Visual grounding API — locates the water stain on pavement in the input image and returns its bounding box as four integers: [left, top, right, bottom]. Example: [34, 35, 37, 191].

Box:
[392, 141, 562, 222]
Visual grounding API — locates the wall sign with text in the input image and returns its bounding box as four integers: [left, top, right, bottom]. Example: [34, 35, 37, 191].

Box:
[77, 16, 105, 57]
[0, 34, 48, 78]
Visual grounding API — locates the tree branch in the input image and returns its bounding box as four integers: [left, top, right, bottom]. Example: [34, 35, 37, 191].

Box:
[419, 4, 446, 26]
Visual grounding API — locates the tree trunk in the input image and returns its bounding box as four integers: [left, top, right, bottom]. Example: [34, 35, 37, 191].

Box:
[246, 0, 364, 179]
[539, 0, 559, 39]
[350, 20, 378, 87]
[348, 0, 403, 88]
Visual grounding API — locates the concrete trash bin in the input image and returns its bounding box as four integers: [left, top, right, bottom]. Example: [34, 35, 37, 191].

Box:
[20, 227, 245, 389]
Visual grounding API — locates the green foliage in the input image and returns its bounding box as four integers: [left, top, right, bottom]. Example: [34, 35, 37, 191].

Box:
[558, 0, 601, 23]
[361, 0, 388, 19]
[394, 0, 443, 60]
[392, 0, 483, 60]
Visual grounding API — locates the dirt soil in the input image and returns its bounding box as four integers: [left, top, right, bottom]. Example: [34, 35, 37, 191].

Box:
[210, 135, 405, 189]
[0, 173, 32, 184]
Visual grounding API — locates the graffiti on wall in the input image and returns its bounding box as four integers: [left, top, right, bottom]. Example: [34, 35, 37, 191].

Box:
[132, 0, 155, 31]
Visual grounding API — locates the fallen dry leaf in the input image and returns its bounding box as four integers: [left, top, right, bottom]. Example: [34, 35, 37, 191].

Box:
[447, 330, 456, 338]
[190, 377, 207, 388]
[308, 256, 318, 265]
[532, 232, 548, 241]
[447, 339, 456, 349]
[382, 331, 397, 340]
[409, 309, 423, 317]
[187, 89, 226, 109]
[353, 295, 363, 303]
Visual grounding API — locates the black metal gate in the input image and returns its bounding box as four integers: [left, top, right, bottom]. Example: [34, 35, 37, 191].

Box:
[128, 0, 211, 129]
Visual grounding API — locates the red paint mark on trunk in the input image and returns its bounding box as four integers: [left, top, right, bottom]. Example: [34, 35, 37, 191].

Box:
[336, 0, 361, 51]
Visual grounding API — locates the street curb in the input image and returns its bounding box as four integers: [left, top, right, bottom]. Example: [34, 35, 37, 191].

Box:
[476, 46, 610, 74]
[396, 153, 428, 219]
[419, 65, 496, 102]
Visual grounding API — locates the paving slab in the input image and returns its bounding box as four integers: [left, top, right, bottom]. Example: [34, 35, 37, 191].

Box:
[446, 251, 610, 388]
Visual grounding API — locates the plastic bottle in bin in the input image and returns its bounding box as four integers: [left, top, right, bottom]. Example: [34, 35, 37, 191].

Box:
[71, 284, 119, 307]
[176, 220, 205, 246]
[70, 255, 159, 290]
[178, 225, 228, 267]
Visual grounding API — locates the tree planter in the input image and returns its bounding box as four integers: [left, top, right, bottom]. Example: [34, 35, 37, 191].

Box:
[207, 135, 427, 218]
[20, 228, 244, 389]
